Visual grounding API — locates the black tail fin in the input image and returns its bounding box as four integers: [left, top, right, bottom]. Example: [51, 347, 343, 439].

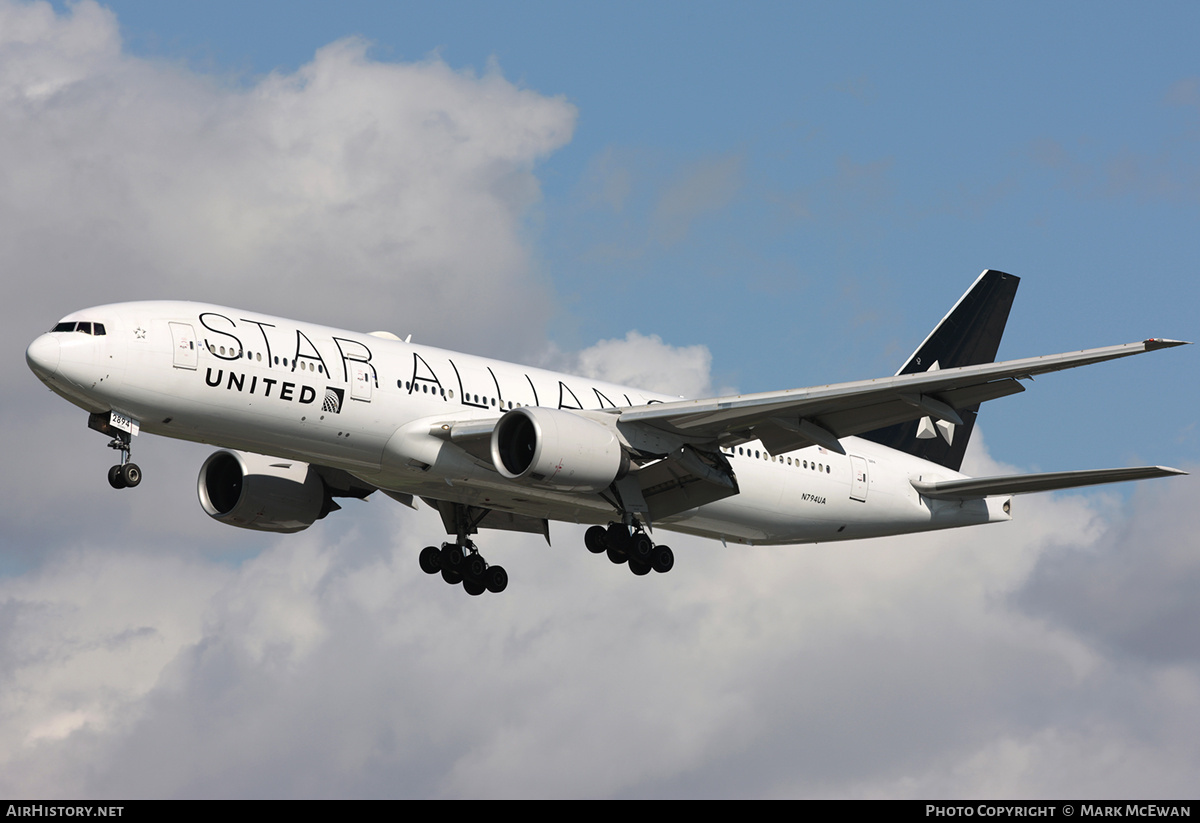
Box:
[860, 269, 1019, 471]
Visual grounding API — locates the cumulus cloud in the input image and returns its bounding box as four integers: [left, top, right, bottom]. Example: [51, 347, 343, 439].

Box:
[2, 441, 1198, 798]
[0, 0, 575, 355]
[572, 330, 715, 398]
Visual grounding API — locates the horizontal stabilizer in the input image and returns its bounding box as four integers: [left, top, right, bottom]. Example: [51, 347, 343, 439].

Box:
[912, 465, 1187, 500]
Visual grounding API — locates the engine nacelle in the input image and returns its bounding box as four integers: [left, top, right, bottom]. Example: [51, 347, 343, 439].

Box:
[491, 406, 629, 492]
[197, 450, 331, 533]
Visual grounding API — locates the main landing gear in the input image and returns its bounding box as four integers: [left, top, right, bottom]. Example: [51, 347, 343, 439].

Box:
[106, 430, 142, 490]
[419, 539, 508, 596]
[584, 523, 674, 576]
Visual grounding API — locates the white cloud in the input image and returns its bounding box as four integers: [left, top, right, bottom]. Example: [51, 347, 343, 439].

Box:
[2, 444, 1198, 797]
[0, 0, 575, 360]
[572, 330, 715, 398]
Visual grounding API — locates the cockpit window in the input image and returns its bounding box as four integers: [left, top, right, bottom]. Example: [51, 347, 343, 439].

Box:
[50, 321, 106, 335]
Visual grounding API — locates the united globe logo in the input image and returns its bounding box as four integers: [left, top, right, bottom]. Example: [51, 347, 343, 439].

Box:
[323, 386, 344, 414]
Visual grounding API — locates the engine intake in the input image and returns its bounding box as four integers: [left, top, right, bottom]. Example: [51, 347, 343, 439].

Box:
[198, 450, 334, 533]
[491, 406, 628, 492]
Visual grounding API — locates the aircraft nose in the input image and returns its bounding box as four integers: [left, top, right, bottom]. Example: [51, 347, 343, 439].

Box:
[26, 333, 60, 379]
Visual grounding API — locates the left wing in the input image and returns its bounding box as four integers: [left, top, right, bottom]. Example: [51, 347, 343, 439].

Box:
[615, 338, 1188, 455]
[911, 466, 1187, 500]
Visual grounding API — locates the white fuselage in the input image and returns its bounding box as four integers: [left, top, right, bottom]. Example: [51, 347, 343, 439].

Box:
[26, 301, 1010, 545]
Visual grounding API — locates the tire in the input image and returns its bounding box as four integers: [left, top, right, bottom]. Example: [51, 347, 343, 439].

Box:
[606, 546, 627, 565]
[584, 525, 608, 554]
[629, 532, 653, 561]
[629, 560, 651, 576]
[464, 555, 486, 580]
[651, 545, 675, 574]
[108, 465, 127, 489]
[463, 579, 486, 596]
[441, 545, 464, 571]
[605, 523, 629, 551]
[441, 568, 462, 585]
[419, 546, 441, 574]
[120, 463, 141, 488]
[485, 565, 508, 594]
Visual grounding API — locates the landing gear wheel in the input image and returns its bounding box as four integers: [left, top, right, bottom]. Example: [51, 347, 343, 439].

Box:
[419, 546, 442, 574]
[629, 560, 651, 576]
[441, 544, 464, 572]
[485, 565, 508, 594]
[584, 525, 608, 554]
[422, 504, 512, 595]
[120, 463, 142, 488]
[628, 531, 653, 562]
[651, 545, 674, 573]
[606, 523, 630, 552]
[107, 465, 127, 489]
[607, 546, 627, 565]
[464, 554, 486, 580]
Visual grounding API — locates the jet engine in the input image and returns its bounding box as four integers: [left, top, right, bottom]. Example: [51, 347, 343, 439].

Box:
[197, 450, 336, 533]
[491, 406, 629, 492]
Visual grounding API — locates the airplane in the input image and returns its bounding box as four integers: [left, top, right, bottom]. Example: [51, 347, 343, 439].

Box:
[25, 270, 1188, 596]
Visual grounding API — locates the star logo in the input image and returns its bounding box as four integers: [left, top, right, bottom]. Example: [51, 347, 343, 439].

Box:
[134, 327, 147, 339]
[914, 361, 955, 445]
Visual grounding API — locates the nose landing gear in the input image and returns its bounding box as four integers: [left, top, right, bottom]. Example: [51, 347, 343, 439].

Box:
[101, 425, 141, 490]
[88, 411, 144, 489]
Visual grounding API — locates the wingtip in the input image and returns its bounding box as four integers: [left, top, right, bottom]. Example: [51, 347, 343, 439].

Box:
[1155, 466, 1189, 477]
[1143, 338, 1191, 350]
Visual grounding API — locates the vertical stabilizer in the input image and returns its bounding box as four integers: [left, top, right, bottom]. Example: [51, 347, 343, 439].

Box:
[860, 269, 1019, 471]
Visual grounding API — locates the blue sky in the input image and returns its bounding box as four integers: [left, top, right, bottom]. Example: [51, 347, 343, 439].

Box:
[3, 0, 1199, 799]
